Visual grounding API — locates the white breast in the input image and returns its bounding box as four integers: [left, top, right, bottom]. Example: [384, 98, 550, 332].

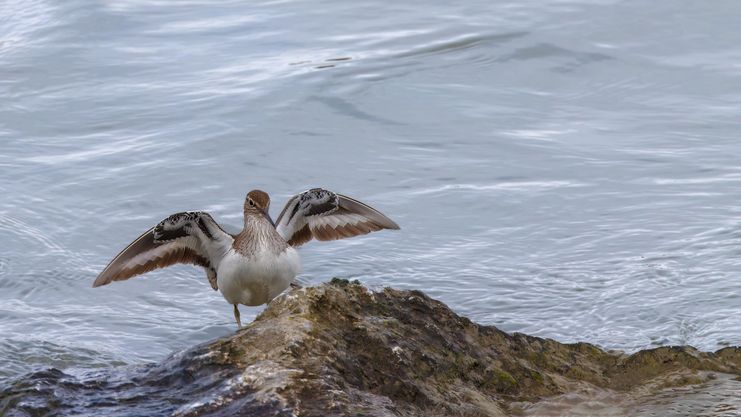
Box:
[217, 247, 301, 306]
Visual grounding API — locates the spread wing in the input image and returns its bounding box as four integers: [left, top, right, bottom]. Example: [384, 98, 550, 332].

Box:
[275, 188, 400, 247]
[92, 212, 233, 289]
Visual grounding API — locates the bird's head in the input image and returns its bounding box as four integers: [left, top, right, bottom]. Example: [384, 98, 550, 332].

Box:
[244, 190, 273, 225]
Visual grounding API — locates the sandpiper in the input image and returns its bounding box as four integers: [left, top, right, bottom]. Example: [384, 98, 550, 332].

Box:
[93, 188, 399, 327]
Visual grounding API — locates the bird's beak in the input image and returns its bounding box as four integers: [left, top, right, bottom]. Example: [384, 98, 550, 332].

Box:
[262, 208, 276, 228]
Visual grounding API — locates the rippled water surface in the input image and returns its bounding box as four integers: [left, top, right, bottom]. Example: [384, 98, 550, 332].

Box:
[2, 0, 741, 381]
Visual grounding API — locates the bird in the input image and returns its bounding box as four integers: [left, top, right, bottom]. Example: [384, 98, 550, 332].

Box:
[92, 188, 399, 327]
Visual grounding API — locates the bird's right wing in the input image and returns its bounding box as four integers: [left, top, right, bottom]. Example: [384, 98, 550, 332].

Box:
[92, 212, 233, 288]
[275, 188, 399, 247]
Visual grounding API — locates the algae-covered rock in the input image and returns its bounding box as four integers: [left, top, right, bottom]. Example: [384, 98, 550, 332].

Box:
[2, 280, 741, 416]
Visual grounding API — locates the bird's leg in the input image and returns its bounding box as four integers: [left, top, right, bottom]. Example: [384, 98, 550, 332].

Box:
[233, 304, 242, 328]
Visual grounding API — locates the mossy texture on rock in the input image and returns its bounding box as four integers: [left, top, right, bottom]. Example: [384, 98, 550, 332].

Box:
[2, 282, 741, 417]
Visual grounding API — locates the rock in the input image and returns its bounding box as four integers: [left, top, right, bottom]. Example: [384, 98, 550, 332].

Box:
[2, 280, 741, 416]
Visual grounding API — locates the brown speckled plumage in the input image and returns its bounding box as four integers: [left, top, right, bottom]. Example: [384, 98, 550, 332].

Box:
[232, 214, 289, 257]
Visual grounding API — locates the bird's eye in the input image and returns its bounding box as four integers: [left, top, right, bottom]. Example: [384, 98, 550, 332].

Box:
[249, 200, 255, 207]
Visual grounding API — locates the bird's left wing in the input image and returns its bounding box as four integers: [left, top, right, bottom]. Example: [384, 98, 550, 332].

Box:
[92, 211, 232, 288]
[275, 188, 399, 247]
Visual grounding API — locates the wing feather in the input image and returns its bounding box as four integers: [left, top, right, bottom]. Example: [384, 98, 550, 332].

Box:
[92, 212, 232, 288]
[275, 188, 399, 247]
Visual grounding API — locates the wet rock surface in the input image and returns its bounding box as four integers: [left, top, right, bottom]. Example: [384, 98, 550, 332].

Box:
[2, 279, 741, 416]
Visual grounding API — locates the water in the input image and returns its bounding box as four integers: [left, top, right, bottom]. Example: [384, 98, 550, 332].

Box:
[1, 0, 741, 382]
